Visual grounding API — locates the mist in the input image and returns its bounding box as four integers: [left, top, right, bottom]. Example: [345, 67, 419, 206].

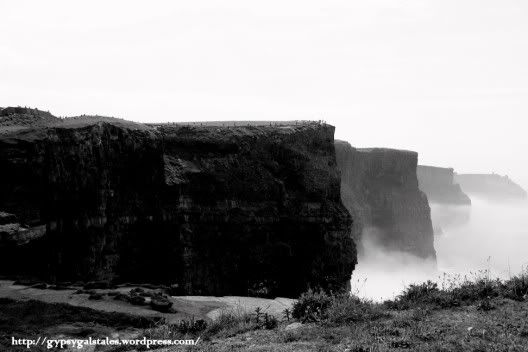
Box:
[351, 197, 528, 301]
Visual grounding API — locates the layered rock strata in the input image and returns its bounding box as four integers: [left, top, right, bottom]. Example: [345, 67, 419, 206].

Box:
[0, 107, 355, 297]
[335, 141, 436, 260]
[417, 165, 471, 205]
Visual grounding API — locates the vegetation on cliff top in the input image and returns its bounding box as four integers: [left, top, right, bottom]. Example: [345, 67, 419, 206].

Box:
[2, 269, 528, 351]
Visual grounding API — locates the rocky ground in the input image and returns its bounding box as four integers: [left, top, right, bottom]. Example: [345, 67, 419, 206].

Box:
[2, 275, 528, 351]
[0, 280, 293, 323]
[190, 298, 528, 352]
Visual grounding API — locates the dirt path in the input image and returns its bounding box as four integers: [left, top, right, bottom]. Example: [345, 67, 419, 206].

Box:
[0, 280, 294, 324]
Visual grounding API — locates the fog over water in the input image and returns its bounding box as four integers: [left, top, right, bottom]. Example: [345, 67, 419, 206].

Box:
[351, 197, 528, 301]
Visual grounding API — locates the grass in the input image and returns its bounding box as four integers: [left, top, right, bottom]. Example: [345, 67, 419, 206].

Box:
[2, 270, 528, 351]
[387, 269, 528, 310]
[189, 269, 528, 351]
[0, 298, 159, 352]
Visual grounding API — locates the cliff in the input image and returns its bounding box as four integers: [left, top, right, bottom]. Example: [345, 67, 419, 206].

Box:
[417, 165, 471, 205]
[454, 173, 527, 200]
[335, 141, 436, 260]
[0, 107, 355, 297]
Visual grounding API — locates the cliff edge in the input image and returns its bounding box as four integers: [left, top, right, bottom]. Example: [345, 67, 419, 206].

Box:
[0, 107, 356, 297]
[454, 173, 527, 200]
[417, 165, 471, 205]
[335, 141, 436, 260]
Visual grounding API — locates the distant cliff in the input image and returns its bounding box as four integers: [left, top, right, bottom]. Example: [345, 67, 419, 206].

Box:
[455, 173, 527, 200]
[335, 141, 436, 260]
[417, 166, 471, 205]
[0, 107, 355, 297]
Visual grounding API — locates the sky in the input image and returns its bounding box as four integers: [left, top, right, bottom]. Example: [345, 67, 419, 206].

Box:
[1, 0, 527, 188]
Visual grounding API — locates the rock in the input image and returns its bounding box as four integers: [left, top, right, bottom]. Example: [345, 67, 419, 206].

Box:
[417, 166, 472, 205]
[13, 279, 41, 286]
[49, 284, 71, 290]
[150, 296, 173, 312]
[88, 293, 104, 300]
[284, 322, 303, 331]
[113, 293, 131, 302]
[0, 212, 17, 225]
[167, 284, 181, 296]
[130, 287, 145, 295]
[29, 282, 48, 289]
[129, 295, 147, 306]
[75, 289, 96, 295]
[454, 173, 527, 200]
[335, 141, 436, 260]
[0, 224, 46, 246]
[84, 281, 114, 290]
[0, 112, 355, 297]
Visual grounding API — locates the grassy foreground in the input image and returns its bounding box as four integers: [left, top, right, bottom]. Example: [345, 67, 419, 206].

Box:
[1, 270, 528, 351]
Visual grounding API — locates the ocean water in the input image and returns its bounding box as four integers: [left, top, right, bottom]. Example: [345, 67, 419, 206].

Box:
[351, 197, 528, 301]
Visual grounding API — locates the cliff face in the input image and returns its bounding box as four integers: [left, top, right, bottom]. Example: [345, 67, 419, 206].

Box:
[417, 166, 471, 205]
[0, 108, 355, 297]
[454, 174, 527, 200]
[335, 141, 436, 260]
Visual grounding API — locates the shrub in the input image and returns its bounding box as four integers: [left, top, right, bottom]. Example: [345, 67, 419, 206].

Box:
[292, 289, 333, 322]
[205, 309, 256, 337]
[325, 295, 388, 325]
[204, 306, 279, 338]
[387, 270, 528, 310]
[502, 272, 528, 300]
[451, 278, 501, 302]
[177, 317, 208, 334]
[293, 289, 387, 325]
[401, 281, 440, 301]
[387, 281, 461, 309]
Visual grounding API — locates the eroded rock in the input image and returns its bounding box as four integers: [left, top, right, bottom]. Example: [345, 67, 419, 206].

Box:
[0, 109, 355, 297]
[335, 141, 436, 260]
[417, 165, 471, 205]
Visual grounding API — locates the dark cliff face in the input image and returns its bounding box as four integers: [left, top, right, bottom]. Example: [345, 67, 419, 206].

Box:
[454, 173, 527, 201]
[417, 166, 471, 205]
[335, 141, 436, 260]
[0, 108, 355, 297]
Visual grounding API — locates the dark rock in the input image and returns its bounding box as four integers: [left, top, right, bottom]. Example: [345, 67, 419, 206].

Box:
[417, 166, 471, 205]
[130, 287, 145, 295]
[88, 293, 104, 300]
[49, 284, 71, 290]
[74, 289, 96, 295]
[0, 112, 355, 297]
[0, 223, 46, 246]
[0, 212, 17, 225]
[150, 296, 173, 312]
[166, 284, 182, 296]
[113, 293, 131, 302]
[29, 282, 48, 289]
[335, 141, 436, 260]
[129, 295, 147, 306]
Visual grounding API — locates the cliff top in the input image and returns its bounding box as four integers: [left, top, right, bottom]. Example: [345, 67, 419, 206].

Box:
[455, 173, 527, 199]
[419, 165, 455, 172]
[0, 107, 150, 134]
[147, 120, 321, 127]
[0, 107, 332, 139]
[357, 147, 417, 156]
[0, 107, 59, 131]
[335, 140, 417, 156]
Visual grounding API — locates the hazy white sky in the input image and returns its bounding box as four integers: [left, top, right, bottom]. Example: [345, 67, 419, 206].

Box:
[1, 0, 527, 187]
